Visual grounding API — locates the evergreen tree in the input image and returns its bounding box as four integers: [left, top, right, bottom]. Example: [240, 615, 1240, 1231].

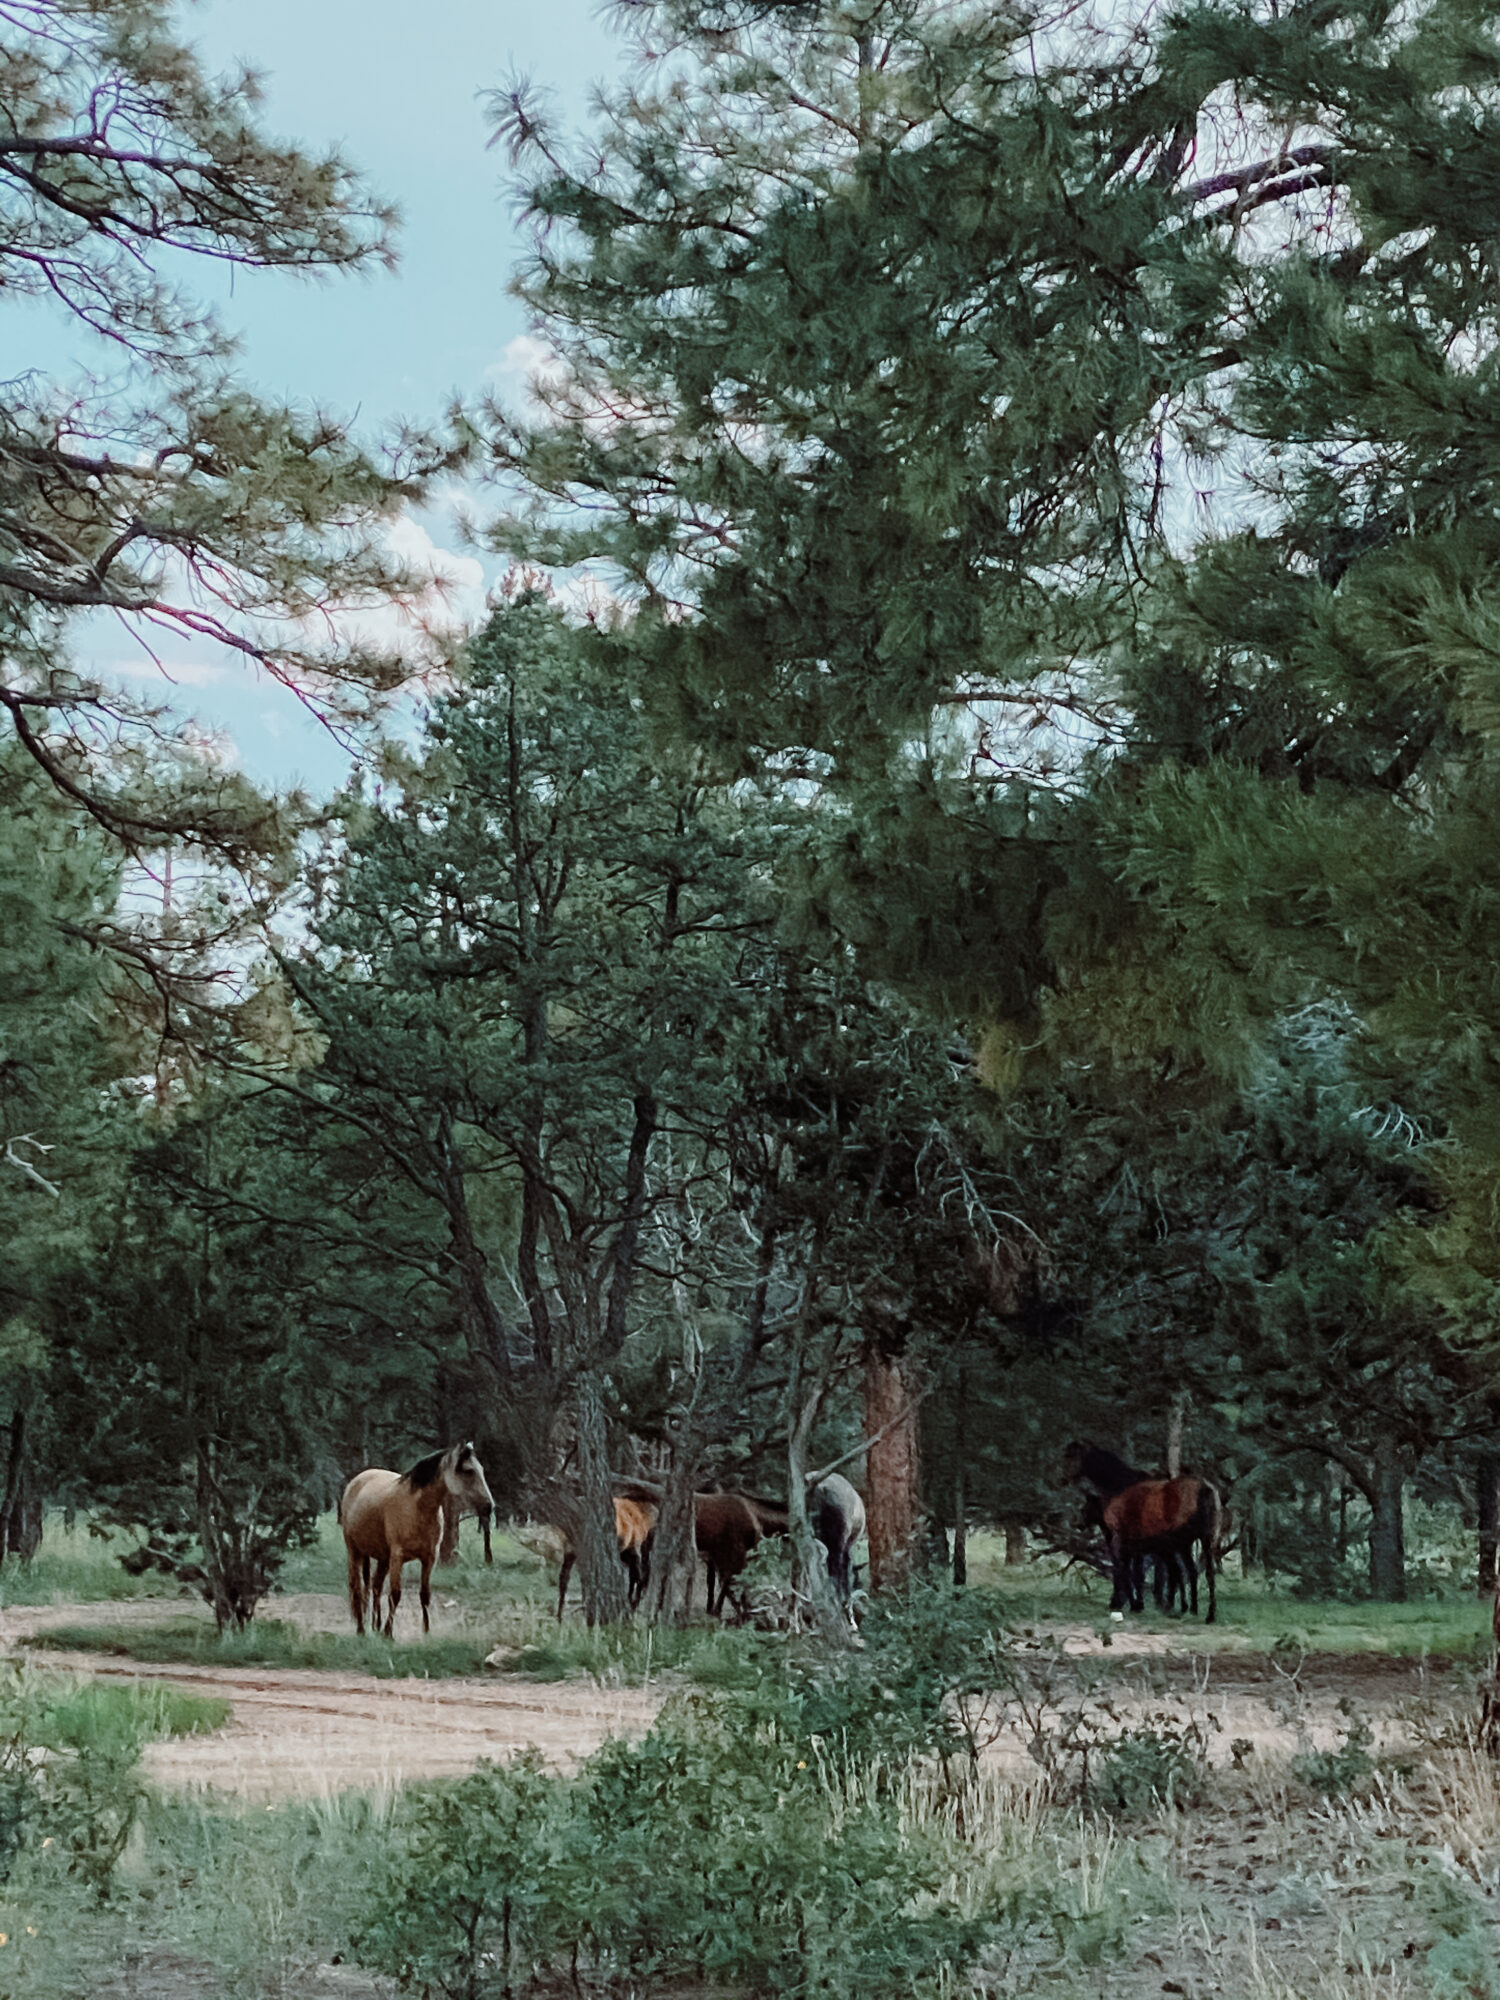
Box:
[1, 0, 446, 876]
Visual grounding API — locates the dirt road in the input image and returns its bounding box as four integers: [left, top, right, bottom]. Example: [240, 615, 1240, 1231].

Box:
[0, 1596, 662, 1800]
[38, 1651, 661, 1798]
[0, 1596, 1472, 1801]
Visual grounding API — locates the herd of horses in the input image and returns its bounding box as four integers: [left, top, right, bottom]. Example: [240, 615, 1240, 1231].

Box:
[551, 1477, 867, 1620]
[336, 1435, 1220, 1638]
[336, 1443, 867, 1637]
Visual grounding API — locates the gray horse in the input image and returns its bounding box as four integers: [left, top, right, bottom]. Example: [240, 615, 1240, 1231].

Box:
[809, 1473, 865, 1602]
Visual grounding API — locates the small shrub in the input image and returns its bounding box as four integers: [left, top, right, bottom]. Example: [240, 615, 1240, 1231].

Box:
[1094, 1721, 1208, 1814]
[1289, 1704, 1375, 1795]
[361, 1672, 999, 1999]
[0, 1666, 229, 1901]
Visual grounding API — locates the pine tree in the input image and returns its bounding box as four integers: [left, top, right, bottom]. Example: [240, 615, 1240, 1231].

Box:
[0, 1, 448, 875]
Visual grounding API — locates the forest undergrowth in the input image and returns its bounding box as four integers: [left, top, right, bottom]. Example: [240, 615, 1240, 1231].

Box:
[1, 1585, 1498, 1999]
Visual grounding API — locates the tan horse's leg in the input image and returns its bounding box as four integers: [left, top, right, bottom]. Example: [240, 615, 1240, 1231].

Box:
[556, 1550, 574, 1621]
[370, 1556, 389, 1636]
[384, 1546, 404, 1637]
[347, 1547, 367, 1634]
[419, 1550, 435, 1633]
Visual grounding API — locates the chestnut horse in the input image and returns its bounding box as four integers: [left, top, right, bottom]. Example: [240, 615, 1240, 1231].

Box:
[1066, 1441, 1184, 1611]
[340, 1442, 494, 1636]
[1102, 1474, 1222, 1624]
[555, 1497, 658, 1618]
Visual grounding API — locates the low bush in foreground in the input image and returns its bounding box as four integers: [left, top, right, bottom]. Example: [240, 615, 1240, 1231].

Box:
[0, 1665, 227, 1902]
[360, 1706, 999, 1999]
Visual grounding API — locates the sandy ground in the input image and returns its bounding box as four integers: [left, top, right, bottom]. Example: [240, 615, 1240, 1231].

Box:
[0, 1594, 661, 1800]
[0, 1593, 1473, 1801]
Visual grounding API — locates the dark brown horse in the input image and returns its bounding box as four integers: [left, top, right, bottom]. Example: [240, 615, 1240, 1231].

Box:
[1102, 1476, 1222, 1624]
[555, 1497, 658, 1618]
[696, 1492, 764, 1617]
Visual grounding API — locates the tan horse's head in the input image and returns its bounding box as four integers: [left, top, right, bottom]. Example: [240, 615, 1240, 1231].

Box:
[442, 1440, 494, 1520]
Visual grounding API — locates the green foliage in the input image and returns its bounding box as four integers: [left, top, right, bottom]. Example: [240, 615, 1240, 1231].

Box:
[1094, 1722, 1209, 1815]
[1290, 1709, 1377, 1796]
[361, 1689, 995, 2000]
[0, 0, 438, 868]
[0, 1665, 226, 1901]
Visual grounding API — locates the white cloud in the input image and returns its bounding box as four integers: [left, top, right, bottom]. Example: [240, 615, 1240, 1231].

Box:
[483, 333, 571, 415]
[109, 658, 231, 688]
[301, 510, 490, 666]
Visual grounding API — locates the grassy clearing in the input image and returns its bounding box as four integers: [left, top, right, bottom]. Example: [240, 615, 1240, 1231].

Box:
[36, 1675, 230, 1748]
[0, 1515, 187, 1606]
[24, 1616, 492, 1678]
[984, 1558, 1495, 1660]
[9, 1510, 1494, 1685]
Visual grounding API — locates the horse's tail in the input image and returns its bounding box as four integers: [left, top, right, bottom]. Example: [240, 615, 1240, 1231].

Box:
[1199, 1480, 1224, 1556]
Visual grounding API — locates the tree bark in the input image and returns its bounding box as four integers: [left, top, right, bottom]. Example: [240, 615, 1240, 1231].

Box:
[436, 1111, 511, 1382]
[1004, 1521, 1027, 1567]
[952, 1463, 967, 1586]
[571, 1367, 630, 1625]
[863, 1346, 921, 1592]
[1478, 1454, 1499, 1596]
[1368, 1446, 1407, 1602]
[1166, 1395, 1185, 1479]
[0, 1406, 24, 1570]
[642, 1450, 704, 1623]
[789, 1387, 857, 1647]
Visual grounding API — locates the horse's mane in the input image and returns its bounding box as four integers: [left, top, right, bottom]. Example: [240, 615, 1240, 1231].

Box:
[404, 1449, 447, 1489]
[1067, 1441, 1153, 1492]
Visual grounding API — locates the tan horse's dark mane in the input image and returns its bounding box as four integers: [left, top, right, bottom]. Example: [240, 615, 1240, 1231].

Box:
[404, 1449, 446, 1489]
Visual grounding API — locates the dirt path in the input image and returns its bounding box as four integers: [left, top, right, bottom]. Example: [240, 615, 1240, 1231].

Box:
[0, 1596, 1472, 1801]
[0, 1597, 662, 1799]
[32, 1649, 661, 1799]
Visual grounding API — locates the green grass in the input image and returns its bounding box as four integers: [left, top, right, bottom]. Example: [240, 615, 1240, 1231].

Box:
[980, 1552, 1494, 1659]
[35, 1675, 230, 1750]
[24, 1616, 493, 1678]
[0, 1515, 191, 1605]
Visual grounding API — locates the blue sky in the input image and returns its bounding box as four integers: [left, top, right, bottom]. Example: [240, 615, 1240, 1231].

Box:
[55, 0, 630, 794]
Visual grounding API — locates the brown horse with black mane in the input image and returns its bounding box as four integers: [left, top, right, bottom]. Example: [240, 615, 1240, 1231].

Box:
[339, 1443, 494, 1636]
[1065, 1439, 1222, 1624]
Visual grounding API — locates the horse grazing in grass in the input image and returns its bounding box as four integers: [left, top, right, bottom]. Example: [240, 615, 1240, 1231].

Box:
[340, 1442, 494, 1637]
[555, 1497, 658, 1619]
[697, 1492, 765, 1617]
[734, 1476, 866, 1612]
[810, 1474, 865, 1603]
[1065, 1440, 1187, 1613]
[1101, 1473, 1222, 1624]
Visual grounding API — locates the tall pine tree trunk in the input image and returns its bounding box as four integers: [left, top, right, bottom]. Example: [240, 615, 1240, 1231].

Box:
[863, 1347, 920, 1592]
[1478, 1454, 1499, 1596]
[1368, 1446, 1407, 1602]
[572, 1368, 630, 1625]
[0, 1407, 24, 1570]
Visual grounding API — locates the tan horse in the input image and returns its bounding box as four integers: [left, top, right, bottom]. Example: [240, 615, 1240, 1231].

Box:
[339, 1442, 494, 1636]
[555, 1496, 658, 1618]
